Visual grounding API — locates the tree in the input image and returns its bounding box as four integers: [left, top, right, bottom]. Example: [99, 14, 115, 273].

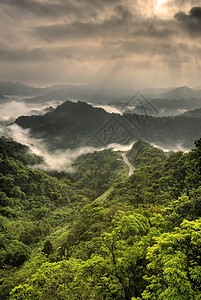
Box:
[142, 219, 201, 300]
[81, 212, 151, 300]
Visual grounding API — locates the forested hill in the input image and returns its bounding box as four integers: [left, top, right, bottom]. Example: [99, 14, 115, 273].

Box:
[0, 137, 201, 299]
[15, 101, 110, 149]
[0, 137, 126, 299]
[127, 139, 167, 168]
[15, 100, 201, 149]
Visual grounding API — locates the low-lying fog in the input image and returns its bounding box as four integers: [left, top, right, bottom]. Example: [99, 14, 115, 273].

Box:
[0, 99, 64, 123]
[0, 121, 189, 172]
[0, 98, 191, 172]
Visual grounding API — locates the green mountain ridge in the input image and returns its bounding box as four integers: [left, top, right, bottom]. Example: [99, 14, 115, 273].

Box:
[127, 139, 167, 168]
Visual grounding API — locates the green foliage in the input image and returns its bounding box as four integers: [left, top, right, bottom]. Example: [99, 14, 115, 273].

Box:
[142, 219, 201, 300]
[9, 260, 87, 300]
[0, 137, 43, 165]
[108, 147, 201, 208]
[0, 137, 201, 299]
[71, 149, 125, 199]
[127, 139, 167, 168]
[0, 138, 90, 297]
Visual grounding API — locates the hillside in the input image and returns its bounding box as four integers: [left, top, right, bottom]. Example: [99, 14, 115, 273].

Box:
[15, 100, 201, 149]
[127, 139, 167, 168]
[0, 137, 128, 299]
[181, 108, 201, 118]
[1, 137, 200, 300]
[15, 100, 110, 149]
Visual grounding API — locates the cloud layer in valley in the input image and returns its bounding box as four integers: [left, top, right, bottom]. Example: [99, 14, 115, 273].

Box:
[0, 99, 63, 123]
[0, 120, 190, 172]
[0, 123, 135, 172]
[0, 0, 201, 88]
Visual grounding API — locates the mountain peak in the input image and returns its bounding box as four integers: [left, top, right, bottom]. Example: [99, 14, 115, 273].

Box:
[163, 85, 199, 100]
[176, 85, 192, 91]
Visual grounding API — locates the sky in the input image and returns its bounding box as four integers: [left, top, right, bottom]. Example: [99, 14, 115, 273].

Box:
[0, 0, 201, 89]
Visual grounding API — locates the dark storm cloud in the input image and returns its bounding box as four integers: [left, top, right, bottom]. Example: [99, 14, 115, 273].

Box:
[175, 6, 201, 36]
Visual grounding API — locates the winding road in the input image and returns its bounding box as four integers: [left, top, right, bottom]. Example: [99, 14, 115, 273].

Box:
[121, 153, 135, 176]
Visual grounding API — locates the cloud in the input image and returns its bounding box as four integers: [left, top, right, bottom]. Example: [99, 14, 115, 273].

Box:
[0, 99, 63, 123]
[1, 120, 191, 172]
[151, 142, 190, 153]
[90, 103, 123, 114]
[0, 98, 135, 172]
[175, 6, 201, 37]
[1, 0, 121, 20]
[0, 47, 46, 62]
[1, 123, 134, 172]
[0, 0, 201, 88]
[33, 4, 133, 42]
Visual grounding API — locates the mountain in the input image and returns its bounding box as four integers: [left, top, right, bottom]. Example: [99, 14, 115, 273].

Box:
[118, 87, 201, 117]
[131, 97, 201, 117]
[0, 81, 85, 100]
[1, 137, 201, 299]
[140, 87, 173, 95]
[181, 108, 201, 118]
[0, 81, 43, 96]
[157, 86, 201, 100]
[24, 86, 136, 105]
[127, 139, 167, 168]
[15, 100, 111, 149]
[14, 100, 201, 149]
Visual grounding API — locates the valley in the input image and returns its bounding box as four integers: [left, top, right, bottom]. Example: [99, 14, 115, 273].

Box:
[0, 82, 201, 300]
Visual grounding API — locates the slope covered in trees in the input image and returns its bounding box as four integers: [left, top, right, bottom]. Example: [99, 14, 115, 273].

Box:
[0, 137, 201, 299]
[15, 100, 201, 149]
[127, 139, 167, 168]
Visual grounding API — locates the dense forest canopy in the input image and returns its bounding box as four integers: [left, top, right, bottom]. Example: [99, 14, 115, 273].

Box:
[0, 136, 200, 299]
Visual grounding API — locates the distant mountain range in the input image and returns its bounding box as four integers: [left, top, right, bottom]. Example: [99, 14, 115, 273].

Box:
[14, 100, 201, 150]
[0, 81, 42, 96]
[2, 81, 201, 122]
[125, 87, 201, 117]
[0, 81, 134, 104]
[153, 86, 201, 100]
[1, 81, 201, 104]
[0, 81, 86, 96]
[131, 97, 201, 117]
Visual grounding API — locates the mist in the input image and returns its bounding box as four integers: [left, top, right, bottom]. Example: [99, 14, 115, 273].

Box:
[2, 123, 135, 172]
[0, 99, 64, 123]
[151, 142, 190, 153]
[90, 103, 123, 115]
[0, 97, 192, 172]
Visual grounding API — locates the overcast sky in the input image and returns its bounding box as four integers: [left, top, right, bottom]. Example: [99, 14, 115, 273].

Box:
[0, 0, 201, 88]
